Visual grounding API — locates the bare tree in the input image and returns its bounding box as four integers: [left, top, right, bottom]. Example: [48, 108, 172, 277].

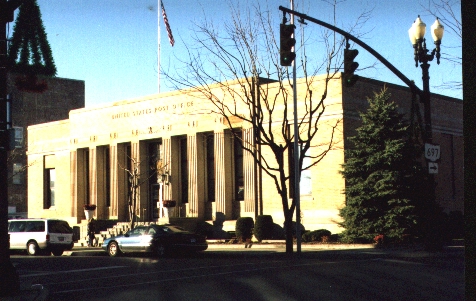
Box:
[119, 155, 167, 230]
[165, 2, 368, 253]
[421, 0, 462, 90]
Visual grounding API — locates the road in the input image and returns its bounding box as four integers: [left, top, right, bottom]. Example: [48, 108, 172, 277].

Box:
[11, 247, 464, 301]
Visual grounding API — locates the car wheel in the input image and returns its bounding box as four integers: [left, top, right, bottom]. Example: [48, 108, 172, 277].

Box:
[108, 241, 121, 257]
[155, 244, 165, 257]
[27, 241, 39, 256]
[52, 249, 64, 256]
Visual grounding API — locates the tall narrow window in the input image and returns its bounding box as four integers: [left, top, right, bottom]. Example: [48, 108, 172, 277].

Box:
[12, 163, 22, 184]
[77, 148, 90, 206]
[126, 145, 131, 205]
[105, 147, 111, 207]
[44, 168, 55, 208]
[233, 130, 244, 201]
[289, 146, 312, 198]
[206, 134, 215, 202]
[300, 155, 312, 195]
[148, 141, 162, 220]
[85, 149, 90, 205]
[13, 127, 23, 149]
[179, 136, 188, 203]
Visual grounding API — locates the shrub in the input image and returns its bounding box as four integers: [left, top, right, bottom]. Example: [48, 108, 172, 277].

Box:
[329, 234, 340, 242]
[301, 229, 332, 242]
[235, 217, 254, 242]
[271, 223, 285, 239]
[195, 221, 214, 238]
[253, 215, 274, 242]
[283, 221, 305, 239]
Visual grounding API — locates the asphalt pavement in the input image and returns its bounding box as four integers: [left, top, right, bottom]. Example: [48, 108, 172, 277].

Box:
[4, 242, 464, 300]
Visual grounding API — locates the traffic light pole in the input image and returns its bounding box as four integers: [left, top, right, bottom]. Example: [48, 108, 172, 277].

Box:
[0, 0, 24, 297]
[279, 5, 441, 250]
[289, 0, 301, 254]
[278, 6, 424, 99]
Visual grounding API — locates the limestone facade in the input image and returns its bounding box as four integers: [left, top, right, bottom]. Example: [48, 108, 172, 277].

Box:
[26, 75, 463, 233]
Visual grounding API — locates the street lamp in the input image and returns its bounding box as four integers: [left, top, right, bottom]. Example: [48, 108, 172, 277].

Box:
[408, 15, 444, 143]
[408, 16, 444, 250]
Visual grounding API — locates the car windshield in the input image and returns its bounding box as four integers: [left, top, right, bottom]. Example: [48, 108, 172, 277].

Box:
[48, 220, 73, 233]
[128, 227, 147, 236]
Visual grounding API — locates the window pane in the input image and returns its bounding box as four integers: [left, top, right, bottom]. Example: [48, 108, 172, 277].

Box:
[233, 131, 244, 201]
[13, 163, 22, 184]
[26, 221, 45, 232]
[50, 169, 56, 206]
[300, 156, 312, 195]
[206, 134, 215, 202]
[48, 220, 72, 233]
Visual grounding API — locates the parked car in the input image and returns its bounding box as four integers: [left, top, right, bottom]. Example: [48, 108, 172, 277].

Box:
[102, 224, 208, 257]
[8, 219, 74, 256]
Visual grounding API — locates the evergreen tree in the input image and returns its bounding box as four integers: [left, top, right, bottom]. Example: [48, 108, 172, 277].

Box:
[339, 87, 423, 243]
[7, 0, 56, 77]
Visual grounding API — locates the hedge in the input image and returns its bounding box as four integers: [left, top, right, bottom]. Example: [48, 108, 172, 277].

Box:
[235, 217, 254, 242]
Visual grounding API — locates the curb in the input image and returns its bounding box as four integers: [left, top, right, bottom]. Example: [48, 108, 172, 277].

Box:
[64, 243, 376, 256]
[206, 243, 375, 250]
[63, 243, 464, 256]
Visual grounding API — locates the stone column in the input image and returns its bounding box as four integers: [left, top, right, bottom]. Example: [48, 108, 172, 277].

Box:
[70, 150, 78, 222]
[214, 131, 233, 219]
[242, 128, 256, 213]
[109, 144, 119, 220]
[75, 148, 89, 220]
[186, 134, 205, 218]
[115, 143, 129, 221]
[88, 147, 97, 218]
[95, 146, 107, 219]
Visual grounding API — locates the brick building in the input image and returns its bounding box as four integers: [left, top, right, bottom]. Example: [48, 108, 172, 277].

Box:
[26, 75, 462, 233]
[7, 74, 84, 217]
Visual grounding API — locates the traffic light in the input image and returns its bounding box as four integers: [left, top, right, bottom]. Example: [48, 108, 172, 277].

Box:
[280, 23, 296, 66]
[343, 48, 359, 87]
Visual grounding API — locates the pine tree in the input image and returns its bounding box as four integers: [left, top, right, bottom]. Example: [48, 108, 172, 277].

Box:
[7, 0, 56, 77]
[339, 87, 423, 243]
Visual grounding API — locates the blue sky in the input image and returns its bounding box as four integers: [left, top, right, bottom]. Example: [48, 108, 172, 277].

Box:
[10, 0, 462, 107]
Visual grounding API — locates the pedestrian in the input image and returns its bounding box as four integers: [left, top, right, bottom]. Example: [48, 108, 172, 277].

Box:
[87, 218, 96, 247]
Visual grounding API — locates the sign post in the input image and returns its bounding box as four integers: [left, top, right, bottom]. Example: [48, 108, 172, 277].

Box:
[424, 143, 440, 174]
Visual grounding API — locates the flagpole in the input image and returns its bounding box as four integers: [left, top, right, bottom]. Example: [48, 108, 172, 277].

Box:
[158, 0, 161, 93]
[158, 0, 174, 93]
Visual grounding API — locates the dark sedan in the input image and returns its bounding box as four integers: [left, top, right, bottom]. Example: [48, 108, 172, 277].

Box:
[102, 224, 208, 257]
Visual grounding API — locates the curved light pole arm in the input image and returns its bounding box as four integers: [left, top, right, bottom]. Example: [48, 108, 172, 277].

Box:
[278, 6, 423, 98]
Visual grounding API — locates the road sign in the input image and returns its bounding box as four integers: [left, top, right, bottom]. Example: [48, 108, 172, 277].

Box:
[425, 143, 440, 162]
[428, 162, 438, 174]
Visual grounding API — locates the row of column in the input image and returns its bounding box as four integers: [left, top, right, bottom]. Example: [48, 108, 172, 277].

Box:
[71, 129, 259, 224]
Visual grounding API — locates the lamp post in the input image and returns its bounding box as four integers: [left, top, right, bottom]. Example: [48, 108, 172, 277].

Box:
[1, 1, 25, 296]
[408, 15, 444, 144]
[278, 6, 448, 251]
[408, 16, 444, 250]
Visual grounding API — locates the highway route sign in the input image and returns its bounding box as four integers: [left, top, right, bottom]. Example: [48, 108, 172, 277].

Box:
[425, 143, 440, 162]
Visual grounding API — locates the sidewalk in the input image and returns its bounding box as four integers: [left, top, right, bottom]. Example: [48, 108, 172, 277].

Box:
[64, 241, 463, 256]
[68, 241, 377, 252]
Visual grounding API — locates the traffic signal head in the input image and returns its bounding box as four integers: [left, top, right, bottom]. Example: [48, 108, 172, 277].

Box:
[343, 48, 359, 87]
[280, 24, 296, 66]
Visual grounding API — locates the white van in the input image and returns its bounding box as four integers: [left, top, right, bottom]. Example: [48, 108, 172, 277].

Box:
[8, 219, 74, 256]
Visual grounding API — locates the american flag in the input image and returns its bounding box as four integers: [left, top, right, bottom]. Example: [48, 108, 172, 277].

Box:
[161, 1, 175, 47]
